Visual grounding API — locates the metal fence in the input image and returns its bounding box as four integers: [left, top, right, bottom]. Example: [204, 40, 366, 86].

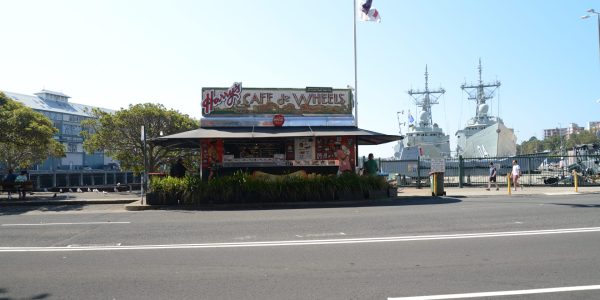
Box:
[379, 154, 600, 188]
[26, 170, 141, 190]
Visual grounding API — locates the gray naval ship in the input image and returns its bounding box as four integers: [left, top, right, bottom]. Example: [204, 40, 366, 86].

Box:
[455, 59, 517, 158]
[394, 66, 451, 159]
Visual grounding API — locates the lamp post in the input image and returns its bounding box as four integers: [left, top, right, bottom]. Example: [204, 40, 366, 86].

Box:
[582, 8, 600, 64]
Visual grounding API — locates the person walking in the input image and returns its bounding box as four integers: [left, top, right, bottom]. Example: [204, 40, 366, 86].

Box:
[15, 170, 28, 199]
[3, 169, 17, 199]
[362, 153, 379, 176]
[486, 162, 498, 191]
[512, 159, 522, 191]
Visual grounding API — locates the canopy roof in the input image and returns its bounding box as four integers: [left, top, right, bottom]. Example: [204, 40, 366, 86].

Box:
[151, 126, 403, 148]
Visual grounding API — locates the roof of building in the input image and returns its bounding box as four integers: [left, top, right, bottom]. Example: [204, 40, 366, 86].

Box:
[151, 126, 403, 148]
[2, 90, 114, 117]
[35, 89, 71, 98]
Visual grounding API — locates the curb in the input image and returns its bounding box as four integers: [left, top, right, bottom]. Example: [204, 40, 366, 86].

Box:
[0, 198, 138, 207]
[124, 195, 444, 211]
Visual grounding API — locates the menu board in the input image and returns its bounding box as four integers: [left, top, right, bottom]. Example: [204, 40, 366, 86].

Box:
[294, 138, 314, 160]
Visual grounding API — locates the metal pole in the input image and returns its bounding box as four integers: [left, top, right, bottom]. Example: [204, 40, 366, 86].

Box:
[597, 14, 600, 64]
[353, 0, 358, 127]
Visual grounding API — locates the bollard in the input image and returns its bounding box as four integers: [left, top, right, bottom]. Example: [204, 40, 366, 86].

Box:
[573, 170, 578, 193]
[507, 173, 511, 196]
[433, 173, 437, 196]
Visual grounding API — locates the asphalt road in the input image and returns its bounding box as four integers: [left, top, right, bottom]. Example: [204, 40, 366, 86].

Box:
[1, 194, 600, 299]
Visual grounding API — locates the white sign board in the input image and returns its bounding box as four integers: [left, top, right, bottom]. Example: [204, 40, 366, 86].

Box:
[430, 158, 445, 173]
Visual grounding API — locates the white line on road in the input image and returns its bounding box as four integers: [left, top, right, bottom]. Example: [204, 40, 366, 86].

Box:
[1, 226, 599, 252]
[544, 192, 579, 195]
[387, 284, 600, 299]
[1, 221, 131, 226]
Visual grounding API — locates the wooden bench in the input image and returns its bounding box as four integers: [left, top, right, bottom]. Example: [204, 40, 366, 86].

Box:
[1, 181, 34, 199]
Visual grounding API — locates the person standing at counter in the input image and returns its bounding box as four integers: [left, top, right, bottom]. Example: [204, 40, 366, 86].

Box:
[336, 143, 352, 175]
[362, 153, 379, 176]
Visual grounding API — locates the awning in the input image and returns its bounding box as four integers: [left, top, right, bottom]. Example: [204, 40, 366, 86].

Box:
[150, 126, 403, 148]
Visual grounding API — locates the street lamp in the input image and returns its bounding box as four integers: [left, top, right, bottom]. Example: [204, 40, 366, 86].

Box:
[582, 8, 600, 63]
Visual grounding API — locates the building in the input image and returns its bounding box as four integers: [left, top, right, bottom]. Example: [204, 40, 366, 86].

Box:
[2, 89, 118, 171]
[543, 123, 584, 140]
[588, 121, 600, 134]
[153, 83, 402, 179]
[543, 128, 565, 139]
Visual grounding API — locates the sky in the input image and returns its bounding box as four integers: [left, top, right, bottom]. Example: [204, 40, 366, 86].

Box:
[1, 0, 599, 158]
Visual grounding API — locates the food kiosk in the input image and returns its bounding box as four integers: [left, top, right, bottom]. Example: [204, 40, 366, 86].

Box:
[153, 83, 402, 179]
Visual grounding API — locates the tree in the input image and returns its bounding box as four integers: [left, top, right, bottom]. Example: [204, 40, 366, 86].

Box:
[565, 130, 600, 149]
[0, 92, 65, 170]
[518, 136, 545, 154]
[81, 103, 199, 174]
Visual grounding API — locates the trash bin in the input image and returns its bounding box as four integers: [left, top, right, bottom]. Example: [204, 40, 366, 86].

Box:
[429, 172, 446, 196]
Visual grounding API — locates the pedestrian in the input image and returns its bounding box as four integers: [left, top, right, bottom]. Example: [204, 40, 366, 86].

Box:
[512, 159, 522, 191]
[170, 157, 187, 178]
[362, 153, 379, 176]
[3, 169, 17, 199]
[335, 143, 353, 175]
[486, 162, 498, 191]
[15, 170, 28, 199]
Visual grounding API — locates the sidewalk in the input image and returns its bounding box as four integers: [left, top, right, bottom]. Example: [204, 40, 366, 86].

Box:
[2, 186, 598, 209]
[398, 185, 600, 197]
[0, 191, 140, 206]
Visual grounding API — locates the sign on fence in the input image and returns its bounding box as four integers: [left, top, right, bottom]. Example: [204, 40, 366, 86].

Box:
[430, 158, 445, 173]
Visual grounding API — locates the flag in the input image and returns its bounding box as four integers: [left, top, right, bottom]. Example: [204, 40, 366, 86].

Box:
[358, 0, 381, 22]
[408, 112, 414, 124]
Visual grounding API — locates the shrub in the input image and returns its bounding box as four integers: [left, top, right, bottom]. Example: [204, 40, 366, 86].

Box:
[148, 173, 389, 205]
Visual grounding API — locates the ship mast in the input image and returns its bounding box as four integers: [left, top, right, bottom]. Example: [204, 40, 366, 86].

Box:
[407, 65, 445, 128]
[460, 58, 501, 120]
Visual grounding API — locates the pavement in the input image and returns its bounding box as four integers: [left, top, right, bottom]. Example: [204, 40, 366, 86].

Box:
[1, 185, 599, 210]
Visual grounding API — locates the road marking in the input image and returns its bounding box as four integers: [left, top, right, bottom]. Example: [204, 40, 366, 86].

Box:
[1, 221, 131, 226]
[1, 227, 599, 252]
[544, 192, 579, 195]
[387, 284, 600, 299]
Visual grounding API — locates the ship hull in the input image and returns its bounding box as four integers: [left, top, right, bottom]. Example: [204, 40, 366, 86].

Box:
[457, 122, 516, 158]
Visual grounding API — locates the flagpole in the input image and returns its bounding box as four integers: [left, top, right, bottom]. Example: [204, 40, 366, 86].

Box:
[353, 0, 358, 127]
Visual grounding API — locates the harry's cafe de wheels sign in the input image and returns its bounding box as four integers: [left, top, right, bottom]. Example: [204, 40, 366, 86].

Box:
[201, 82, 354, 125]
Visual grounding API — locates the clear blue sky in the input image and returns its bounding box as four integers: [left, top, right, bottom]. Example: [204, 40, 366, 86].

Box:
[2, 0, 599, 158]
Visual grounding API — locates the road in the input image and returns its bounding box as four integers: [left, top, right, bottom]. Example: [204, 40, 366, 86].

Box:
[1, 194, 600, 299]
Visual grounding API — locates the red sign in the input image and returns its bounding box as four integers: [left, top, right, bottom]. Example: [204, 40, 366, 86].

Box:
[273, 114, 285, 127]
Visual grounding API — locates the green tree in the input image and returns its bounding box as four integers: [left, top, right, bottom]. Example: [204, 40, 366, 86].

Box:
[0, 92, 65, 170]
[518, 136, 545, 154]
[81, 103, 199, 174]
[542, 135, 562, 154]
[565, 130, 600, 149]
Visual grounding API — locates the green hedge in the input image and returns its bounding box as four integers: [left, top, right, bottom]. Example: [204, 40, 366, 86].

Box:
[148, 172, 389, 205]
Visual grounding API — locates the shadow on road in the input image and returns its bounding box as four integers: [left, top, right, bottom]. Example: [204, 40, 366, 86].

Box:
[0, 204, 87, 216]
[0, 287, 51, 300]
[550, 203, 600, 208]
[161, 197, 463, 212]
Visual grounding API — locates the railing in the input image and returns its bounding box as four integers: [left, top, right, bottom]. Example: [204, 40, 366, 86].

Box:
[380, 154, 600, 188]
[24, 170, 141, 190]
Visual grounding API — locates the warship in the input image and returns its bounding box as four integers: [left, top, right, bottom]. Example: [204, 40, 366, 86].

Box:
[394, 66, 451, 159]
[455, 59, 517, 158]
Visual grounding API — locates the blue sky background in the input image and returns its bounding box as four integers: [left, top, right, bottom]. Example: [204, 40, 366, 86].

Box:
[2, 0, 599, 158]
